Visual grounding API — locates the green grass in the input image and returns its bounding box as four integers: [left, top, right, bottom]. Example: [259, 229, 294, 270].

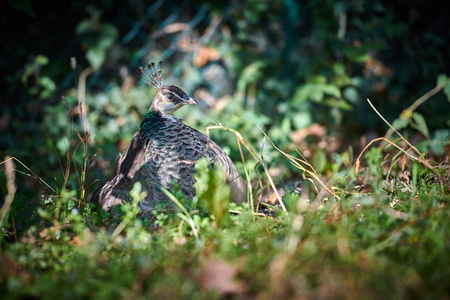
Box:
[1, 118, 449, 299]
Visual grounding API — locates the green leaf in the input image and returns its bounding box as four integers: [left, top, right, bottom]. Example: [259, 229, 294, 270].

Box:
[194, 157, 230, 226]
[438, 74, 450, 102]
[86, 47, 106, 70]
[35, 55, 49, 65]
[9, 0, 36, 19]
[343, 46, 371, 62]
[343, 86, 360, 104]
[440, 74, 450, 102]
[292, 84, 313, 104]
[292, 84, 341, 104]
[98, 24, 119, 49]
[445, 82, 450, 102]
[76, 20, 93, 35]
[436, 74, 450, 101]
[292, 111, 312, 129]
[350, 76, 373, 93]
[319, 84, 341, 98]
[437, 74, 448, 87]
[311, 148, 327, 173]
[38, 76, 56, 99]
[429, 129, 450, 155]
[364, 147, 383, 176]
[354, 53, 371, 62]
[333, 63, 346, 76]
[241, 61, 265, 81]
[282, 192, 300, 212]
[334, 99, 353, 110]
[280, 116, 292, 134]
[237, 61, 265, 93]
[392, 118, 408, 130]
[308, 75, 327, 84]
[412, 113, 429, 138]
[21, 55, 50, 86]
[310, 86, 324, 102]
[56, 136, 70, 153]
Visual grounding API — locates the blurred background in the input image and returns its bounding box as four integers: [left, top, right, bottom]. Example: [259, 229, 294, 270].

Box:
[1, 0, 449, 203]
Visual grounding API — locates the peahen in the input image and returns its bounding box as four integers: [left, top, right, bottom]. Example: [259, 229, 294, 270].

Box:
[93, 62, 246, 216]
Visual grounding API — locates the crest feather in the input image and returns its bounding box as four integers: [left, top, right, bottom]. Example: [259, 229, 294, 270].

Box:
[139, 61, 163, 89]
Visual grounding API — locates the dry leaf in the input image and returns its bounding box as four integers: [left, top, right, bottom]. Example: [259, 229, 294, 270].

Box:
[401, 154, 407, 172]
[163, 22, 188, 34]
[291, 124, 326, 144]
[200, 258, 243, 295]
[0, 255, 31, 284]
[267, 187, 286, 204]
[194, 46, 220, 68]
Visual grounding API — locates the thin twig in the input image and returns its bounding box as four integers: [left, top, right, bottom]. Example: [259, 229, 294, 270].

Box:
[409, 84, 443, 112]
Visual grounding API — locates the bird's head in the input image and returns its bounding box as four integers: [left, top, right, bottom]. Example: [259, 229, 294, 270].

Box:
[139, 62, 198, 115]
[152, 85, 198, 114]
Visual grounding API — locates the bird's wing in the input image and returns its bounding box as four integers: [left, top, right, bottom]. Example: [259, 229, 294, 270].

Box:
[93, 132, 147, 210]
[191, 129, 247, 204]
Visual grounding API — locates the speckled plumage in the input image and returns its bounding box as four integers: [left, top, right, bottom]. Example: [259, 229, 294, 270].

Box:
[93, 80, 246, 216]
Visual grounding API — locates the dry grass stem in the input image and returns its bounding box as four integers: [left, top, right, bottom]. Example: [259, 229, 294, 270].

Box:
[367, 99, 421, 156]
[77, 67, 94, 135]
[240, 117, 339, 201]
[206, 124, 287, 212]
[356, 100, 435, 172]
[0, 156, 55, 193]
[227, 210, 279, 221]
[0, 156, 17, 227]
[383, 84, 444, 142]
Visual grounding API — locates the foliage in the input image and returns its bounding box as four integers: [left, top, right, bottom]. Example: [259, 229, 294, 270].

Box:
[1, 134, 449, 298]
[1, 0, 450, 299]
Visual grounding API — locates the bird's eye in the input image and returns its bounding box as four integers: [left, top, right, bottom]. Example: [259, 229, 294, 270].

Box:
[166, 93, 173, 100]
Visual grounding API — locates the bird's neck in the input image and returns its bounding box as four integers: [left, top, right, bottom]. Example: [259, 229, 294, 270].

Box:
[140, 109, 163, 138]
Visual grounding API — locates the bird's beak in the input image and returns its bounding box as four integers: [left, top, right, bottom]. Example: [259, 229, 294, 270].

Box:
[184, 96, 198, 106]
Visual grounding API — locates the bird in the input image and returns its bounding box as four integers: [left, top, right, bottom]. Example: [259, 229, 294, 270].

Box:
[93, 62, 246, 216]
